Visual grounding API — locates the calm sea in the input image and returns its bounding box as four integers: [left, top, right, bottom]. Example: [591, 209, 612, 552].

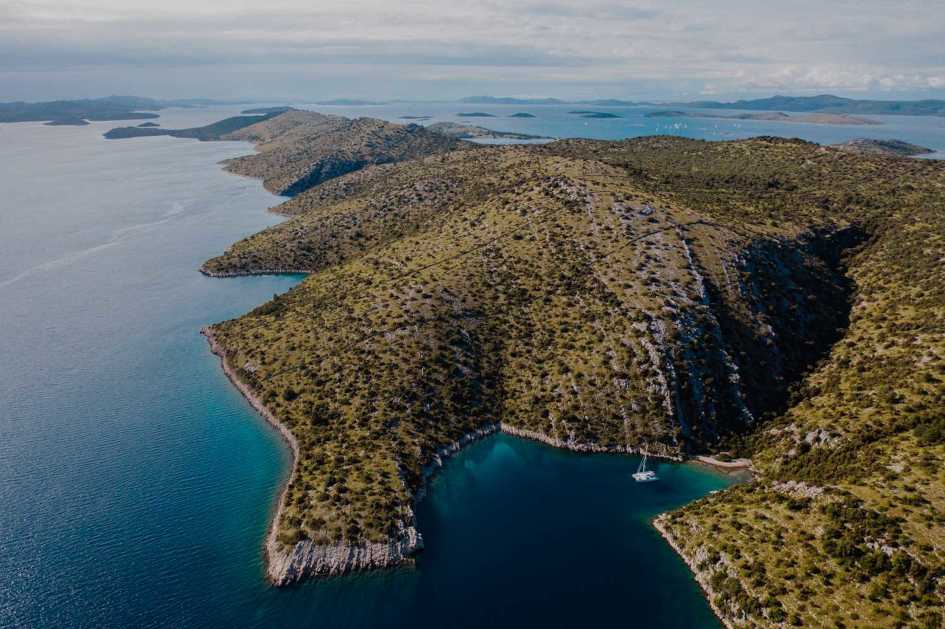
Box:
[0, 103, 802, 628]
[306, 101, 945, 156]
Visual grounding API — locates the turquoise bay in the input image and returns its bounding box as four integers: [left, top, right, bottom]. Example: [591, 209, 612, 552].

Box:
[0, 108, 734, 628]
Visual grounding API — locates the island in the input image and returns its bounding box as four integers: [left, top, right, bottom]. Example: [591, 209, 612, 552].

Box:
[646, 110, 880, 125]
[568, 110, 621, 118]
[509, 112, 536, 118]
[241, 106, 295, 115]
[315, 99, 386, 106]
[103, 111, 287, 141]
[137, 121, 161, 127]
[119, 108, 945, 627]
[0, 96, 161, 125]
[426, 121, 549, 141]
[456, 112, 497, 118]
[43, 116, 90, 126]
[460, 96, 565, 105]
[685, 93, 945, 116]
[832, 138, 935, 157]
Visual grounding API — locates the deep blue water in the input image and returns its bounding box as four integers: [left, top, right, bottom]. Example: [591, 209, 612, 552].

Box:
[0, 107, 742, 628]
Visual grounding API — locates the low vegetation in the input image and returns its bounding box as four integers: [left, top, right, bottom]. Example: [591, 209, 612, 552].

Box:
[196, 109, 943, 623]
[221, 112, 464, 195]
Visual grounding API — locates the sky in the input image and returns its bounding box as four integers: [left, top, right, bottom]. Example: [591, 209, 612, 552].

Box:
[2, 0, 945, 102]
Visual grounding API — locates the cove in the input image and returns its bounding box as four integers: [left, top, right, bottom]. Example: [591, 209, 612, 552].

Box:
[231, 434, 732, 628]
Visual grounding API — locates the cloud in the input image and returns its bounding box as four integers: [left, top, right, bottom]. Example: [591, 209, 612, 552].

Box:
[2, 0, 944, 100]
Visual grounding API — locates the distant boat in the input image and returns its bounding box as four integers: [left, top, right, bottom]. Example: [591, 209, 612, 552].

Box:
[632, 451, 658, 482]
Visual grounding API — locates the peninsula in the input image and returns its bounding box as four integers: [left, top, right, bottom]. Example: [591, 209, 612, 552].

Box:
[116, 109, 945, 627]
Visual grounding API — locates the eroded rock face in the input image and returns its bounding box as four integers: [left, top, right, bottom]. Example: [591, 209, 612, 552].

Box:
[269, 525, 423, 585]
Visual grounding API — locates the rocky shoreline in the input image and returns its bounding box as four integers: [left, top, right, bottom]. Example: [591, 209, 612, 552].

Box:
[653, 515, 734, 629]
[199, 266, 310, 278]
[204, 326, 428, 585]
[205, 324, 689, 585]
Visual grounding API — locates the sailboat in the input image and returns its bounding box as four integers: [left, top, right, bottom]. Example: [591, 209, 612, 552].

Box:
[632, 450, 658, 482]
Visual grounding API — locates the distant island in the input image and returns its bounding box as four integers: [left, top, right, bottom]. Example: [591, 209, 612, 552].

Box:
[0, 95, 266, 126]
[832, 138, 935, 157]
[137, 122, 161, 127]
[242, 106, 295, 115]
[460, 96, 565, 105]
[103, 111, 287, 141]
[509, 112, 536, 118]
[400, 115, 432, 120]
[685, 93, 945, 116]
[569, 110, 621, 118]
[314, 99, 386, 106]
[456, 112, 496, 118]
[0, 96, 161, 125]
[44, 116, 90, 126]
[646, 109, 880, 125]
[458, 94, 945, 117]
[576, 99, 640, 106]
[426, 121, 549, 141]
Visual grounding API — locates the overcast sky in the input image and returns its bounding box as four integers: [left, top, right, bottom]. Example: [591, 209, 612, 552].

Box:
[2, 0, 944, 101]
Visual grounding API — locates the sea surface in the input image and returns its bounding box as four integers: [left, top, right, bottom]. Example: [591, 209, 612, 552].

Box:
[0, 104, 801, 628]
[304, 100, 945, 157]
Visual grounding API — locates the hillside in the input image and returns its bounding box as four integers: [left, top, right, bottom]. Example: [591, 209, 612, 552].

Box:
[105, 109, 467, 198]
[544, 137, 944, 627]
[195, 114, 945, 622]
[833, 138, 935, 157]
[220, 112, 465, 195]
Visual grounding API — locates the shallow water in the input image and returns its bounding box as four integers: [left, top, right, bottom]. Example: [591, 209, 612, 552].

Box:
[0, 107, 737, 628]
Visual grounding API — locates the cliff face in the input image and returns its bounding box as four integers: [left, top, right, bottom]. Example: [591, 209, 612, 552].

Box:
[268, 525, 423, 585]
